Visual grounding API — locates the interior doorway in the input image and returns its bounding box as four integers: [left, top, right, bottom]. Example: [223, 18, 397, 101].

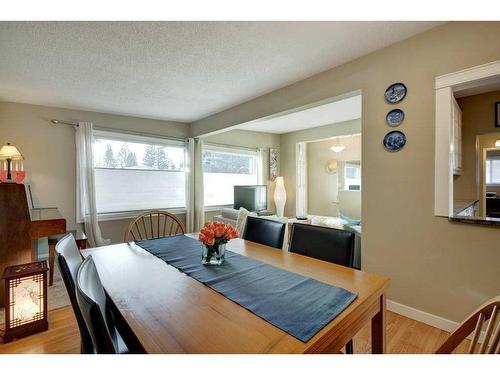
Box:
[296, 133, 362, 219]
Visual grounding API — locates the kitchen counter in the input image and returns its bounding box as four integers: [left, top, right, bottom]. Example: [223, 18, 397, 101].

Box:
[450, 198, 500, 226]
[453, 199, 479, 216]
[449, 215, 500, 226]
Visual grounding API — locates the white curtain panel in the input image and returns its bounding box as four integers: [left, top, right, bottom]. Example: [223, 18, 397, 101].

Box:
[185, 138, 195, 233]
[296, 142, 308, 217]
[75, 122, 111, 247]
[257, 147, 266, 185]
[193, 139, 205, 231]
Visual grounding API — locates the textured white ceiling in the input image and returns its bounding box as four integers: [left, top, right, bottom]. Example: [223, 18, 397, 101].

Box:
[0, 21, 442, 122]
[235, 95, 361, 134]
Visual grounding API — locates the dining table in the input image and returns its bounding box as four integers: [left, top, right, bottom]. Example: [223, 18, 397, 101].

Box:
[81, 233, 390, 354]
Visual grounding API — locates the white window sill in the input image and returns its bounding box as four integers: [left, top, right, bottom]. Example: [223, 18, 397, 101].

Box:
[94, 208, 187, 222]
[204, 205, 233, 213]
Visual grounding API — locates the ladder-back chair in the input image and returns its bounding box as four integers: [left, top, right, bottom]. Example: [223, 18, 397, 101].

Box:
[436, 295, 500, 354]
[124, 211, 185, 243]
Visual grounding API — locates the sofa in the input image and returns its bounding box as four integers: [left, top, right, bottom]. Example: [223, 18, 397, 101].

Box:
[213, 208, 289, 250]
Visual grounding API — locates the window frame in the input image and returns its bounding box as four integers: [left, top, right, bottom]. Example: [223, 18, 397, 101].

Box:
[486, 155, 500, 187]
[343, 161, 362, 191]
[202, 143, 260, 209]
[92, 130, 188, 220]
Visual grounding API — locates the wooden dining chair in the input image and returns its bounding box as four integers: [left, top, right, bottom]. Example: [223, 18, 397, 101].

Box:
[124, 210, 185, 242]
[435, 295, 500, 354]
[76, 256, 130, 354]
[55, 233, 94, 354]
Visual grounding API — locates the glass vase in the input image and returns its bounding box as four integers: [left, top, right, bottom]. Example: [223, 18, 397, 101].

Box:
[202, 243, 226, 266]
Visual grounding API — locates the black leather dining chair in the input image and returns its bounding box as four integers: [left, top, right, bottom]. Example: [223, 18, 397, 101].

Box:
[55, 233, 94, 354]
[289, 223, 356, 353]
[76, 256, 130, 354]
[243, 216, 286, 249]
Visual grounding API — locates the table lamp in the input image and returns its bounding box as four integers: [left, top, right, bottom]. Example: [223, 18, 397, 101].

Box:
[0, 143, 24, 183]
[2, 261, 49, 342]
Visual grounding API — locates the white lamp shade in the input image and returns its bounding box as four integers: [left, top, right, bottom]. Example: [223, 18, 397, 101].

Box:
[274, 176, 287, 217]
[0, 143, 23, 160]
[496, 139, 500, 147]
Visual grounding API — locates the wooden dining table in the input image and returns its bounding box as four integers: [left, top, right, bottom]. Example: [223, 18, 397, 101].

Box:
[82, 234, 389, 354]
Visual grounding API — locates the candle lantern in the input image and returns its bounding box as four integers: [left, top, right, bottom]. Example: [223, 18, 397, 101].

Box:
[2, 261, 48, 342]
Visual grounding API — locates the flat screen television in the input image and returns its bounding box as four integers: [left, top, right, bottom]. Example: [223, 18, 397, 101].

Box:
[233, 185, 267, 212]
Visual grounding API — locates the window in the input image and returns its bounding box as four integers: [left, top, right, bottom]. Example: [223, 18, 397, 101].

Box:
[344, 161, 361, 191]
[486, 156, 500, 185]
[203, 145, 259, 207]
[92, 130, 186, 215]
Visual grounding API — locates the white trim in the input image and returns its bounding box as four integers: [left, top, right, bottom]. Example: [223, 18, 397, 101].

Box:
[96, 207, 187, 222]
[94, 128, 185, 146]
[203, 142, 259, 154]
[434, 87, 454, 217]
[204, 205, 233, 212]
[387, 299, 458, 332]
[387, 299, 486, 343]
[435, 59, 500, 89]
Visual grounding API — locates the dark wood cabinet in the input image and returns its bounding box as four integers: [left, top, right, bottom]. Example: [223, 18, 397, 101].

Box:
[0, 184, 66, 306]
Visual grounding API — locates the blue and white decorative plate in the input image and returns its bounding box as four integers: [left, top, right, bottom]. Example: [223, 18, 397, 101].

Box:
[386, 109, 405, 127]
[384, 83, 407, 104]
[383, 131, 406, 152]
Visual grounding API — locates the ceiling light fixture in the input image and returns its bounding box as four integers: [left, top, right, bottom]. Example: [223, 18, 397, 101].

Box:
[330, 137, 346, 153]
[330, 144, 346, 153]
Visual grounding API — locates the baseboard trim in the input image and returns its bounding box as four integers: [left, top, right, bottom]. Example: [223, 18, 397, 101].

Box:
[387, 299, 457, 332]
[387, 299, 484, 343]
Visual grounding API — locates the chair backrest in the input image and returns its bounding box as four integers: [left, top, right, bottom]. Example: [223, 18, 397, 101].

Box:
[76, 256, 119, 354]
[289, 223, 355, 267]
[124, 210, 185, 242]
[436, 295, 500, 354]
[55, 233, 94, 354]
[243, 216, 286, 249]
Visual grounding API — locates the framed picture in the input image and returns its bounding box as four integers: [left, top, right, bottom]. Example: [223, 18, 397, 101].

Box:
[495, 101, 500, 128]
[269, 148, 278, 181]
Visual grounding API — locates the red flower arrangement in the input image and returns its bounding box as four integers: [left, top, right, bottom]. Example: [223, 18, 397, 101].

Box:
[199, 221, 239, 247]
[199, 221, 239, 265]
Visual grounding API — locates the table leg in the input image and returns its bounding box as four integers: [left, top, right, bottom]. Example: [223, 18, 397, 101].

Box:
[371, 294, 386, 354]
[48, 242, 55, 286]
[31, 239, 38, 262]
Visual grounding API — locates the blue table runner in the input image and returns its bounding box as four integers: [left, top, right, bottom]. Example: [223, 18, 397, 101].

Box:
[136, 235, 357, 342]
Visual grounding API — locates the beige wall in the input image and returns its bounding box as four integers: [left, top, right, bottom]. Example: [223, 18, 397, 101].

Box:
[190, 22, 500, 322]
[454, 90, 500, 204]
[306, 134, 361, 217]
[0, 101, 189, 243]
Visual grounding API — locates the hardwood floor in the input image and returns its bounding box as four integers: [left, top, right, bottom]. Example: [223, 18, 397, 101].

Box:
[0, 306, 471, 354]
[0, 307, 80, 354]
